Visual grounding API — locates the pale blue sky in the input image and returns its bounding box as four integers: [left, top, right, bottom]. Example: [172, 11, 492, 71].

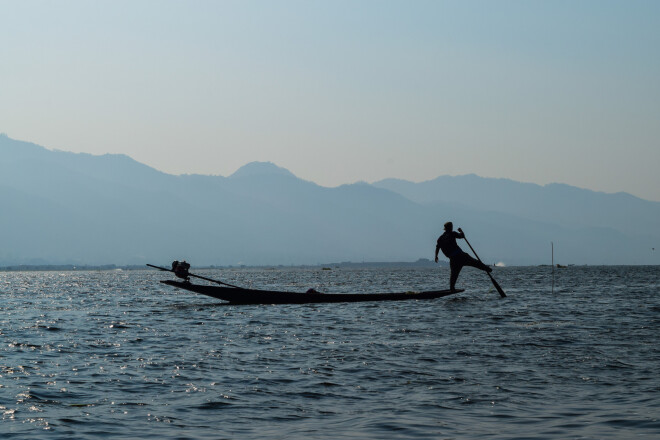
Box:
[2, 1, 659, 200]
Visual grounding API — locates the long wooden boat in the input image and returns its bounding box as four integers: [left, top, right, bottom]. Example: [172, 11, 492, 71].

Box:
[161, 280, 463, 305]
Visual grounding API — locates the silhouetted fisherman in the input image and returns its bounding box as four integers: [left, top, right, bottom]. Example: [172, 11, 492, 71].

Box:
[435, 222, 492, 292]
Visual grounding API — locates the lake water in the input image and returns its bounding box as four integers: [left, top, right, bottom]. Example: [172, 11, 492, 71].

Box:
[1, 266, 659, 439]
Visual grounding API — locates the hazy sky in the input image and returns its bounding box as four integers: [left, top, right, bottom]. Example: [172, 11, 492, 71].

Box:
[2, 1, 659, 201]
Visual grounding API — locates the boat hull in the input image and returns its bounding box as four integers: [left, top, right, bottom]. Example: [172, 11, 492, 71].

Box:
[161, 280, 463, 304]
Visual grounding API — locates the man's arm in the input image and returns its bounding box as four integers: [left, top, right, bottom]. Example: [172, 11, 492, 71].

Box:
[455, 228, 465, 239]
[434, 240, 440, 263]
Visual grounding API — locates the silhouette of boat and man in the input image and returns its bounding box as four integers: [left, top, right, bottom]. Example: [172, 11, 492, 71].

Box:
[152, 221, 506, 303]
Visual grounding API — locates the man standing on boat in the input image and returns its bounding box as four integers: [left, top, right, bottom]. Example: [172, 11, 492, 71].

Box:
[435, 222, 492, 292]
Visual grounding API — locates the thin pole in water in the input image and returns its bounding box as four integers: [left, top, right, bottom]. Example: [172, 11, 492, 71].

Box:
[551, 242, 555, 294]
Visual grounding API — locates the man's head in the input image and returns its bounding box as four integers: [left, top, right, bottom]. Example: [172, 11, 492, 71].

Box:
[444, 221, 453, 231]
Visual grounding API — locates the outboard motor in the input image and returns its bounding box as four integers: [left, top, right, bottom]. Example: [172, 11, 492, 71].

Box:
[172, 260, 191, 281]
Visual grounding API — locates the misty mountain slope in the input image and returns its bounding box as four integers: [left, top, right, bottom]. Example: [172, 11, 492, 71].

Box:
[0, 134, 171, 191]
[1, 134, 658, 266]
[202, 166, 437, 262]
[0, 137, 441, 265]
[229, 161, 296, 179]
[373, 175, 660, 238]
[213, 171, 439, 263]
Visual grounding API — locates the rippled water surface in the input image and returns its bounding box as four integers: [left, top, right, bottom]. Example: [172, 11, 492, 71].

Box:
[1, 266, 659, 439]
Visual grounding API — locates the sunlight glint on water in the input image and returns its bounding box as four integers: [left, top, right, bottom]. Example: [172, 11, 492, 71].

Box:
[1, 266, 659, 439]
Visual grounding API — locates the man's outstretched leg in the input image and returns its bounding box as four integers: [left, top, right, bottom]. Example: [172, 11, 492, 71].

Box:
[449, 253, 492, 291]
[462, 253, 492, 273]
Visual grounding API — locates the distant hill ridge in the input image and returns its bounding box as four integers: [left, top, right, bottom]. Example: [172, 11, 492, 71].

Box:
[230, 161, 296, 179]
[372, 175, 660, 238]
[1, 134, 658, 266]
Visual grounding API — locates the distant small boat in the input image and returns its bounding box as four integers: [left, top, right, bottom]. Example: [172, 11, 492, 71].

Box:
[160, 280, 463, 305]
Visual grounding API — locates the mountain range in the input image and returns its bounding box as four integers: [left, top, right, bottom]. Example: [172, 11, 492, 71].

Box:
[1, 134, 658, 266]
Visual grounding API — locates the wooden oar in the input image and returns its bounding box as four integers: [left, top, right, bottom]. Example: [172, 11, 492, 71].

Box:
[146, 264, 242, 289]
[459, 230, 506, 298]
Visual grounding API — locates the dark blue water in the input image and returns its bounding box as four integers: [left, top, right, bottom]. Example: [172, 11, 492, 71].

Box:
[1, 266, 659, 439]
